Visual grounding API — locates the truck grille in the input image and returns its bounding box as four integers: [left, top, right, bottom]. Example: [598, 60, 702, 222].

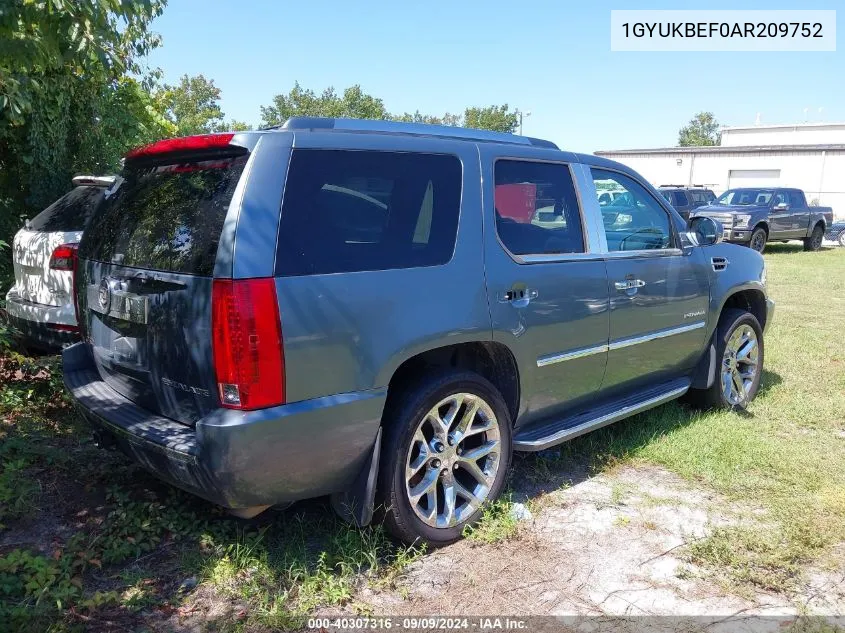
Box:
[707, 213, 734, 228]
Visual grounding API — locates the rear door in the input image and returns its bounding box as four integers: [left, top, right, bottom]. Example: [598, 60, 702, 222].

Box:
[77, 139, 257, 424]
[768, 190, 793, 238]
[788, 190, 810, 236]
[12, 186, 103, 306]
[482, 148, 610, 426]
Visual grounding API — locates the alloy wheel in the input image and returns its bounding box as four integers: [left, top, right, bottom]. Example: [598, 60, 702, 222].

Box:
[405, 393, 501, 528]
[721, 324, 760, 406]
[750, 230, 766, 253]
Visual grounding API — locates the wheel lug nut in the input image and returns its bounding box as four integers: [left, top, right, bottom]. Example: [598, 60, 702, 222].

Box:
[433, 441, 444, 453]
[453, 463, 459, 470]
[431, 459, 440, 468]
[441, 469, 448, 477]
[447, 436, 455, 446]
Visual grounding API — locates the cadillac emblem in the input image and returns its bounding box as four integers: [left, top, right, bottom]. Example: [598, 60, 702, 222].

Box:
[98, 278, 111, 313]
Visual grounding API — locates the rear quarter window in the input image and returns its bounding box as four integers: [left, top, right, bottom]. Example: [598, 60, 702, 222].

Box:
[80, 156, 248, 276]
[27, 186, 105, 232]
[275, 150, 462, 276]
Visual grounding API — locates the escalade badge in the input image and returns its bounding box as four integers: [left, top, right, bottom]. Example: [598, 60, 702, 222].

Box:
[98, 278, 111, 312]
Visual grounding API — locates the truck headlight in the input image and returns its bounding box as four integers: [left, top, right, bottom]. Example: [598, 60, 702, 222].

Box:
[734, 214, 752, 228]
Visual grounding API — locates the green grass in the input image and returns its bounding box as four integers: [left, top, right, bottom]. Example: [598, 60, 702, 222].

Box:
[463, 494, 522, 544]
[555, 244, 845, 593]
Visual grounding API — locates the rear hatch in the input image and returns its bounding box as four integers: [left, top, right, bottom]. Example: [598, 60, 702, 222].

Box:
[77, 138, 250, 425]
[12, 186, 104, 306]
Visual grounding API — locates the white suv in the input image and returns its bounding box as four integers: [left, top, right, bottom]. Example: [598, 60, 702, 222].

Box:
[5, 175, 114, 351]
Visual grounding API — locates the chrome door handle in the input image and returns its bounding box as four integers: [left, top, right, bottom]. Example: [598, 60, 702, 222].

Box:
[499, 287, 538, 307]
[614, 279, 646, 291]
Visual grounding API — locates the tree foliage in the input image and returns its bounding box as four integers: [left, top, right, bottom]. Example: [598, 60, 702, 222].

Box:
[0, 0, 168, 288]
[260, 82, 390, 127]
[260, 82, 519, 134]
[155, 74, 225, 136]
[678, 112, 721, 146]
[463, 105, 518, 133]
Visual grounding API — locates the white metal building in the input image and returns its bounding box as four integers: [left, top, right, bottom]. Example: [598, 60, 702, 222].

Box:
[595, 122, 845, 219]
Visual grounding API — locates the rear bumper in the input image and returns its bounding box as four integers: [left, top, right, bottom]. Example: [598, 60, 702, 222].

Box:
[4, 290, 78, 352]
[62, 343, 384, 510]
[4, 314, 78, 352]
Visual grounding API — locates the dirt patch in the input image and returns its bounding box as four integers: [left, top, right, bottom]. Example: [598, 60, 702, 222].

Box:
[338, 464, 841, 619]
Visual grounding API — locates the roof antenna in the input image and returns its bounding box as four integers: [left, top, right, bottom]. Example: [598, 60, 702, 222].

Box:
[754, 112, 761, 126]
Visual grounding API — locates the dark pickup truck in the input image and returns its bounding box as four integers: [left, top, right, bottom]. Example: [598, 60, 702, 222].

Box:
[691, 188, 834, 253]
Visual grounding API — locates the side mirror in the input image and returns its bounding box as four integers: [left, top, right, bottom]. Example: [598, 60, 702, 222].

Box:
[773, 202, 789, 211]
[687, 216, 723, 246]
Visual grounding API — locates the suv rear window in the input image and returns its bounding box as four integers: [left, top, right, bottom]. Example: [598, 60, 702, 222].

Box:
[80, 156, 248, 276]
[275, 150, 462, 276]
[28, 186, 105, 232]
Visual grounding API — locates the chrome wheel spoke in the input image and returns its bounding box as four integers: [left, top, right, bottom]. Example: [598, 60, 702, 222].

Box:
[409, 469, 438, 502]
[458, 456, 490, 487]
[732, 370, 746, 400]
[452, 398, 480, 441]
[441, 474, 457, 527]
[453, 478, 484, 514]
[460, 440, 498, 464]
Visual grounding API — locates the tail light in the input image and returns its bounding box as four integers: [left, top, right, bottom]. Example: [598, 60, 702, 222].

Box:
[211, 278, 285, 410]
[49, 243, 78, 270]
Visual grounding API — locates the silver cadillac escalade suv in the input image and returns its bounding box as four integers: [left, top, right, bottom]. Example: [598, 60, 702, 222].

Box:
[64, 118, 774, 545]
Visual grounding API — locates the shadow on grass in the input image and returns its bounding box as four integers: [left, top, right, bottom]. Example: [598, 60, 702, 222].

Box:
[510, 369, 783, 499]
[763, 242, 837, 256]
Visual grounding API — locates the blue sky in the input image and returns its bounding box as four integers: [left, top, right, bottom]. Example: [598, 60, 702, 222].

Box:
[145, 0, 843, 153]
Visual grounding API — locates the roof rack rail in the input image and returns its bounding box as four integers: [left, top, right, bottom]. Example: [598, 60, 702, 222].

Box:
[279, 117, 559, 149]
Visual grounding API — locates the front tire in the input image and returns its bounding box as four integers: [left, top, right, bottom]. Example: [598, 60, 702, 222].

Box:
[686, 309, 764, 410]
[378, 370, 512, 546]
[804, 224, 824, 251]
[749, 227, 767, 253]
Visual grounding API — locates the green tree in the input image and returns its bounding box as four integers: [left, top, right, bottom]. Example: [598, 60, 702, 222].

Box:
[463, 105, 519, 133]
[260, 82, 390, 127]
[155, 74, 225, 136]
[678, 112, 721, 146]
[0, 0, 167, 288]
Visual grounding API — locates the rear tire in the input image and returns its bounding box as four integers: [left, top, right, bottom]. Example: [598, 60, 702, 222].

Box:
[749, 227, 767, 253]
[804, 224, 824, 251]
[686, 309, 764, 410]
[378, 370, 512, 547]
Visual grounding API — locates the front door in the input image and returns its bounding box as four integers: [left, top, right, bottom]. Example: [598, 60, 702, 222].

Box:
[589, 168, 710, 393]
[483, 152, 610, 427]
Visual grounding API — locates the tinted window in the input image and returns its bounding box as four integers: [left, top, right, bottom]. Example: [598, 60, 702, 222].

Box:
[788, 190, 805, 207]
[28, 186, 105, 232]
[494, 160, 584, 256]
[689, 191, 704, 204]
[275, 150, 461, 276]
[672, 191, 689, 206]
[773, 191, 789, 207]
[81, 156, 247, 276]
[592, 169, 673, 251]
